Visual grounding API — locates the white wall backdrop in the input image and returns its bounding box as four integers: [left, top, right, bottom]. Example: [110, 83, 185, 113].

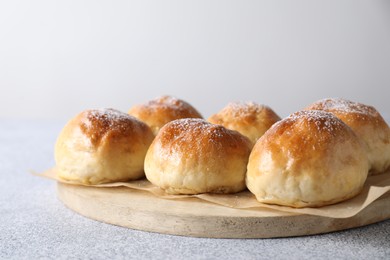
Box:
[1, 0, 389, 120]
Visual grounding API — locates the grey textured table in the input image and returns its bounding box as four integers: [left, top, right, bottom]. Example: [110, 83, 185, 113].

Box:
[1, 119, 390, 259]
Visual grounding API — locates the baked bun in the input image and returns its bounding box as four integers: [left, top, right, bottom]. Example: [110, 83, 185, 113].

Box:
[246, 110, 369, 208]
[128, 96, 203, 135]
[304, 98, 390, 174]
[144, 118, 252, 194]
[208, 102, 280, 146]
[55, 109, 154, 185]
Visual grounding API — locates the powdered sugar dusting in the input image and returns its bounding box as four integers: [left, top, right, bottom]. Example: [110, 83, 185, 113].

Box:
[145, 95, 202, 118]
[287, 110, 344, 134]
[224, 101, 266, 117]
[264, 110, 353, 153]
[308, 98, 379, 118]
[81, 108, 147, 145]
[158, 118, 250, 161]
[83, 108, 136, 129]
[168, 118, 228, 145]
[87, 108, 132, 123]
[168, 118, 208, 130]
[154, 96, 182, 106]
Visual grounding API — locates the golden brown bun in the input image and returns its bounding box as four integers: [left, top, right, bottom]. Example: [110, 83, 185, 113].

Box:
[55, 109, 155, 185]
[246, 110, 369, 208]
[304, 98, 390, 174]
[144, 118, 252, 194]
[208, 102, 280, 146]
[128, 96, 203, 135]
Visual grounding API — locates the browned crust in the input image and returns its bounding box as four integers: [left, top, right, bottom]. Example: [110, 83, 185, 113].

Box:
[77, 109, 153, 149]
[155, 118, 252, 166]
[208, 102, 280, 128]
[208, 102, 281, 145]
[304, 98, 387, 128]
[251, 110, 360, 176]
[128, 96, 203, 134]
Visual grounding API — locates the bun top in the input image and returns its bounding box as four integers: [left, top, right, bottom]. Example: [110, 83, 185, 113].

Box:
[128, 96, 203, 135]
[64, 108, 153, 149]
[304, 98, 386, 126]
[208, 102, 280, 145]
[257, 110, 358, 165]
[154, 118, 252, 162]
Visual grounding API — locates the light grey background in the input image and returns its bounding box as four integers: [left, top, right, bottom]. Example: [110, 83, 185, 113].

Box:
[1, 0, 389, 120]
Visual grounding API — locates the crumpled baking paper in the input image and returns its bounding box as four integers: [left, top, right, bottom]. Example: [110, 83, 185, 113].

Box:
[34, 168, 390, 219]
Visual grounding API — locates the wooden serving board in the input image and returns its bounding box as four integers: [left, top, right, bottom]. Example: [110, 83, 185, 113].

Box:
[57, 182, 390, 238]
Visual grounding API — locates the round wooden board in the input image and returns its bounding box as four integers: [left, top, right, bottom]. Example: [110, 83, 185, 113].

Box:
[57, 182, 390, 238]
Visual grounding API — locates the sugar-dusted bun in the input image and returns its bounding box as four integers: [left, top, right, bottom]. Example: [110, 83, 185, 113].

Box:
[208, 102, 280, 146]
[246, 110, 369, 208]
[305, 98, 390, 174]
[144, 118, 252, 194]
[55, 109, 155, 185]
[128, 96, 203, 135]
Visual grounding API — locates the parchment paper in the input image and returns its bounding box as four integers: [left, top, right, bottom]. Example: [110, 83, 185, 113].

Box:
[34, 168, 390, 219]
